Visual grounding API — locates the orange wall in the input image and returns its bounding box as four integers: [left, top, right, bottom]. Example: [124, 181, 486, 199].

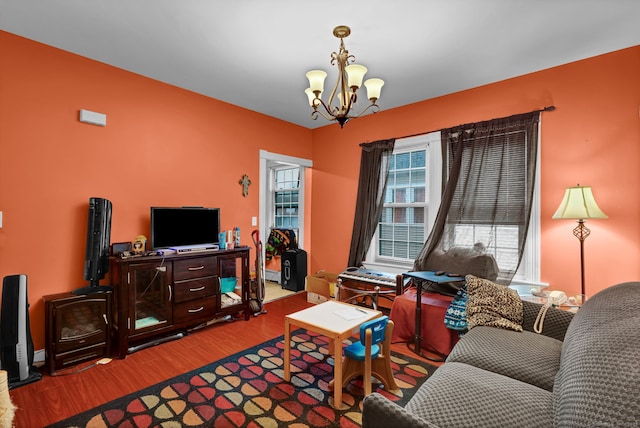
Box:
[0, 31, 312, 349]
[311, 45, 640, 298]
[2, 28, 639, 352]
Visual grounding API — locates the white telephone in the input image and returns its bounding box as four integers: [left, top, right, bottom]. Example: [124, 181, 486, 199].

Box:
[533, 290, 568, 334]
[547, 290, 567, 306]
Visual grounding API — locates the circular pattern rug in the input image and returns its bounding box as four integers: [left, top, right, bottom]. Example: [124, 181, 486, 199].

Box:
[47, 329, 433, 427]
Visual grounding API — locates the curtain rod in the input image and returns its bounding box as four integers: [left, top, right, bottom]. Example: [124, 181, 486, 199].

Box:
[390, 105, 555, 142]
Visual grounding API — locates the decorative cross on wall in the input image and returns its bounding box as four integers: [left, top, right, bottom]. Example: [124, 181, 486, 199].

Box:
[239, 174, 251, 197]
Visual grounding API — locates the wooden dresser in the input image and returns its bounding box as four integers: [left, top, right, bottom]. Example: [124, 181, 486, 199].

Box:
[110, 247, 250, 358]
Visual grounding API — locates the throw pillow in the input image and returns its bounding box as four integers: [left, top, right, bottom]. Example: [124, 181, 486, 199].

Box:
[465, 275, 523, 332]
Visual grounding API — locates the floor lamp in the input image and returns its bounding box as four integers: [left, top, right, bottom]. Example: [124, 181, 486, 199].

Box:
[552, 185, 607, 301]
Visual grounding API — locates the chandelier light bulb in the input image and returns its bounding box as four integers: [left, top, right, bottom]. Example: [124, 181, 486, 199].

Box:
[304, 88, 319, 107]
[345, 64, 367, 90]
[306, 70, 327, 96]
[364, 78, 384, 102]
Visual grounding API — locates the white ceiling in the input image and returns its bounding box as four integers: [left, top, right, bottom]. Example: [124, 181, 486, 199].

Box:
[2, 1, 640, 129]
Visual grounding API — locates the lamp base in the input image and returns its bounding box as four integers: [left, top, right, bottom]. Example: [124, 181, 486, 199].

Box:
[573, 220, 590, 241]
[573, 220, 589, 298]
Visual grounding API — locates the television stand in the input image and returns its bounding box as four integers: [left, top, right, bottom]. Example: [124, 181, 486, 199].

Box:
[127, 332, 185, 354]
[110, 247, 251, 358]
[72, 284, 114, 295]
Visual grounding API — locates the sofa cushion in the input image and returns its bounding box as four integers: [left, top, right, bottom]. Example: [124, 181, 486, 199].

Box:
[404, 362, 553, 428]
[446, 326, 562, 391]
[554, 282, 640, 426]
[363, 393, 439, 428]
[466, 275, 523, 332]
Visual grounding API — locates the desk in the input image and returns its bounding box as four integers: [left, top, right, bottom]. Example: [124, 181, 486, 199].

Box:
[402, 271, 465, 361]
[283, 301, 381, 409]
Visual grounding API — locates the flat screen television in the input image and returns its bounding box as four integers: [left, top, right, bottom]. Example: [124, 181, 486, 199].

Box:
[150, 207, 220, 249]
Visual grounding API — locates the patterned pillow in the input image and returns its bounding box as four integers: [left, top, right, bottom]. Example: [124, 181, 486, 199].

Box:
[465, 275, 523, 332]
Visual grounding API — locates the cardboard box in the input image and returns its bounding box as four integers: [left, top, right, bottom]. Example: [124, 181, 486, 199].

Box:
[305, 270, 338, 304]
[306, 292, 330, 305]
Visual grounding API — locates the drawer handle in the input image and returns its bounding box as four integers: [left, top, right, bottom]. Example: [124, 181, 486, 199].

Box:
[188, 306, 204, 313]
[190, 286, 206, 292]
[188, 266, 206, 271]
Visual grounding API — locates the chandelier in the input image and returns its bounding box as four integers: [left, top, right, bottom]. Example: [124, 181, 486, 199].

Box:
[305, 25, 384, 128]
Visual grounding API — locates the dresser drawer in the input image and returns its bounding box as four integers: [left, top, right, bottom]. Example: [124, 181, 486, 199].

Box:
[173, 295, 217, 324]
[173, 257, 216, 281]
[174, 277, 216, 303]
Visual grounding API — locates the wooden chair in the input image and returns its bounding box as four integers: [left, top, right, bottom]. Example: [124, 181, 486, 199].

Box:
[339, 316, 399, 396]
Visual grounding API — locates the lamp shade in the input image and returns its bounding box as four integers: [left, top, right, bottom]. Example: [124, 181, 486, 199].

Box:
[364, 78, 384, 101]
[345, 64, 367, 89]
[305, 88, 320, 106]
[306, 70, 327, 94]
[552, 185, 607, 220]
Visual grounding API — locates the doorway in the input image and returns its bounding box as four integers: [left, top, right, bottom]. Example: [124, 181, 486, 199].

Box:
[259, 150, 312, 297]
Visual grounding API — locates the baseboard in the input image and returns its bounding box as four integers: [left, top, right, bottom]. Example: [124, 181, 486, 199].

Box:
[34, 349, 45, 365]
[265, 269, 280, 284]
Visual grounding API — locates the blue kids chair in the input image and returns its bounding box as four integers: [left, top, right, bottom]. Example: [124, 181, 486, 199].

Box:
[339, 315, 399, 396]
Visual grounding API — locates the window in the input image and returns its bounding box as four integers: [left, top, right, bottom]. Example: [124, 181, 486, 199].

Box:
[365, 130, 542, 287]
[259, 150, 311, 249]
[367, 133, 441, 269]
[440, 124, 540, 284]
[444, 129, 532, 281]
[273, 167, 300, 229]
[379, 149, 426, 260]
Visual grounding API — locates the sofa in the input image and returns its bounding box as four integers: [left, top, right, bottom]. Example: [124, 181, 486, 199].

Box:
[363, 281, 640, 428]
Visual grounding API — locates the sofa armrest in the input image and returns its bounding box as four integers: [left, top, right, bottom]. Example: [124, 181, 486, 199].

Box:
[521, 300, 574, 341]
[362, 393, 439, 428]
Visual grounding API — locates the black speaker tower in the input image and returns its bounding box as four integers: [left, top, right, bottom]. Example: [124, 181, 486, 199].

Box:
[281, 249, 308, 292]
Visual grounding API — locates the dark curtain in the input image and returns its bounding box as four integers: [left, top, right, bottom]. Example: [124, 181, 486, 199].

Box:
[347, 138, 396, 267]
[414, 112, 540, 284]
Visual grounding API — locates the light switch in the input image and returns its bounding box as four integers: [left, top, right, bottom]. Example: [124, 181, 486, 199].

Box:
[251, 216, 257, 226]
[0, 211, 3, 228]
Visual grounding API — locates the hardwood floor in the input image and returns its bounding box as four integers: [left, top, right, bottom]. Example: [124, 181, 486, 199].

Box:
[10, 292, 436, 427]
[263, 279, 296, 302]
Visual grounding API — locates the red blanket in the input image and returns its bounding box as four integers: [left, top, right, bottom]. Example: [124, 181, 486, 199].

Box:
[390, 289, 459, 357]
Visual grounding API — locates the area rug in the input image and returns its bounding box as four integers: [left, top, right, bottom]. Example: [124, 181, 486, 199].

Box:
[48, 329, 435, 428]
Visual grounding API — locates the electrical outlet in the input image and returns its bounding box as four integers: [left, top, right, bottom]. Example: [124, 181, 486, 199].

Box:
[0, 211, 3, 228]
[251, 216, 257, 226]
